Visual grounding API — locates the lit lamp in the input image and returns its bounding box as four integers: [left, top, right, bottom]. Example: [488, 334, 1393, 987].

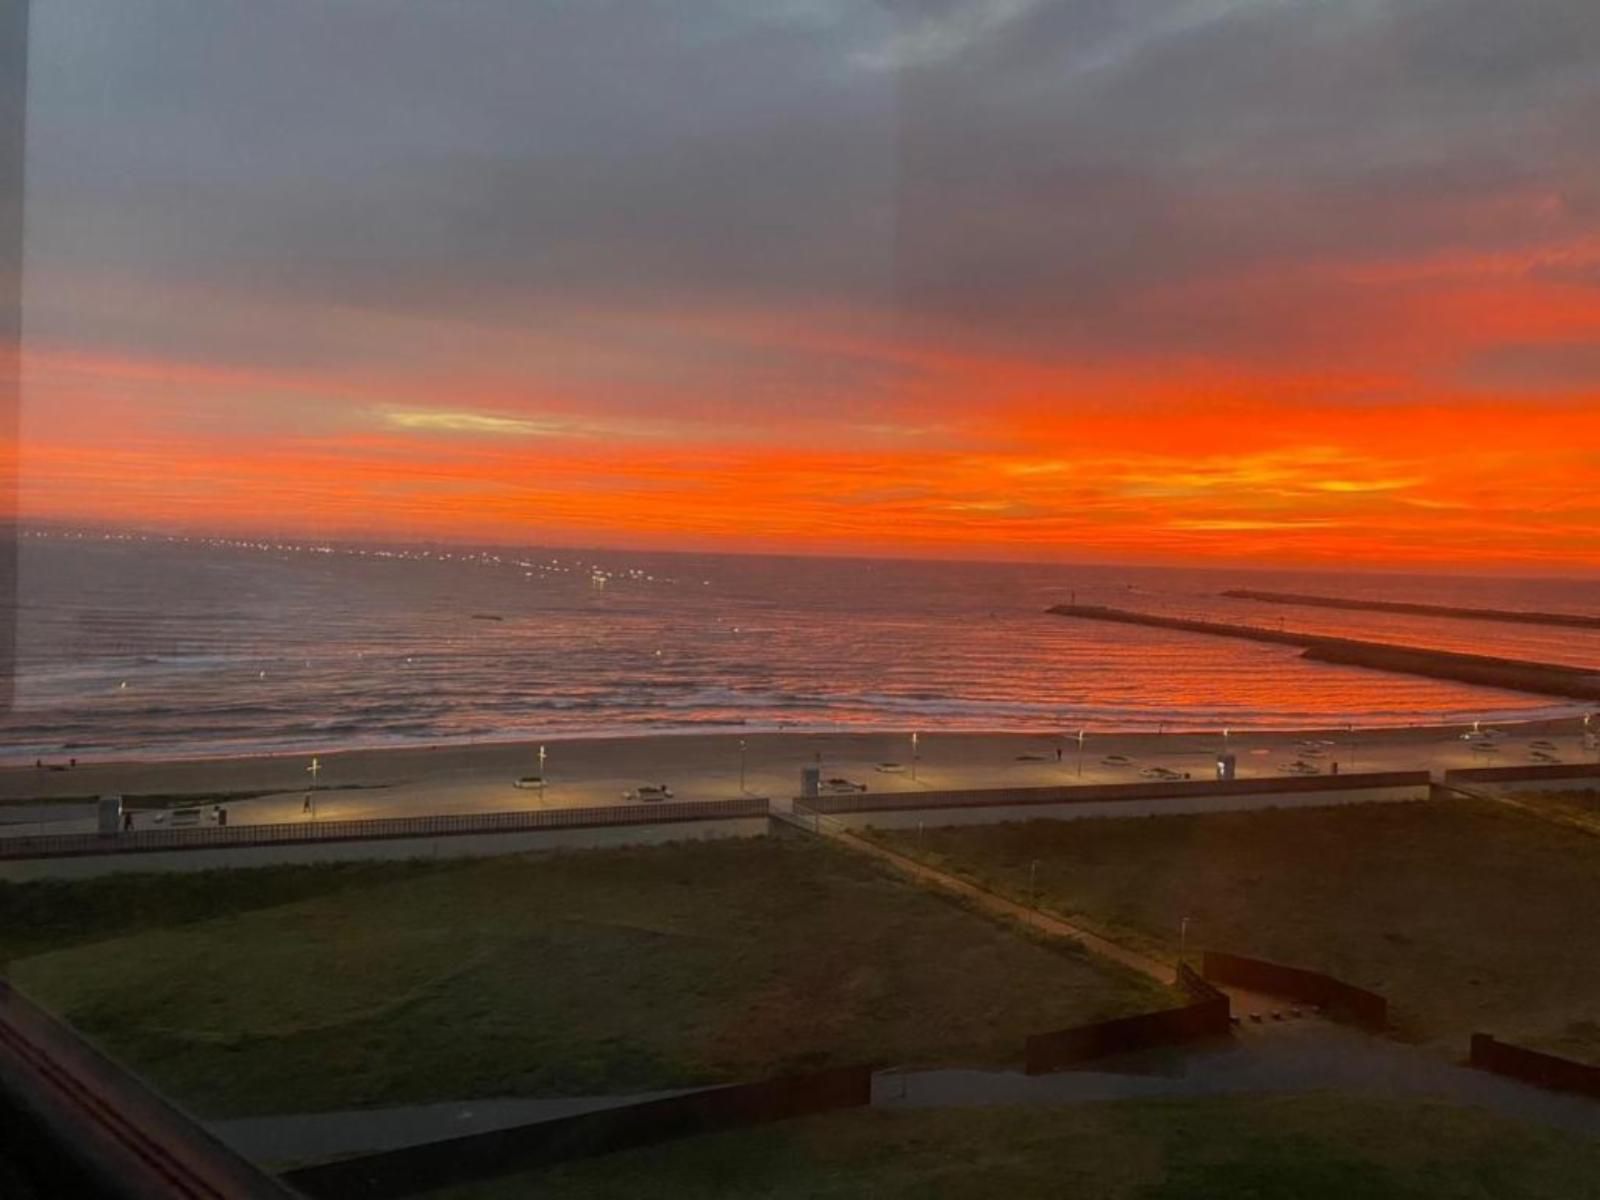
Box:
[911, 731, 919, 780]
[538, 745, 547, 797]
[306, 756, 321, 819]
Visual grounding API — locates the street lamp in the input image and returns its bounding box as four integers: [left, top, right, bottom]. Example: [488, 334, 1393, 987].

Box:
[306, 756, 321, 819]
[1076, 728, 1085, 778]
[1180, 916, 1191, 966]
[538, 745, 547, 798]
[739, 738, 747, 794]
[911, 731, 919, 781]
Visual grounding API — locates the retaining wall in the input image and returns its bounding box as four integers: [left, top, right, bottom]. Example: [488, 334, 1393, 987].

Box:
[1443, 763, 1600, 794]
[1202, 951, 1387, 1030]
[0, 813, 771, 881]
[1469, 1034, 1600, 1100]
[284, 1065, 872, 1200]
[803, 773, 1430, 831]
[1024, 963, 1231, 1074]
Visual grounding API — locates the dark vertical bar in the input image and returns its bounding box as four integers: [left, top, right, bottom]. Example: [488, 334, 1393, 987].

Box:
[0, 0, 26, 716]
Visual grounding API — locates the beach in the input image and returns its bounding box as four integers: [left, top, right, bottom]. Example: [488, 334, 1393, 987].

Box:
[2, 717, 1592, 833]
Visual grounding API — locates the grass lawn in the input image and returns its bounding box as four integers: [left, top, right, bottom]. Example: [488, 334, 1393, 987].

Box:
[427, 1094, 1600, 1200]
[6, 835, 1170, 1118]
[866, 796, 1600, 1055]
[1510, 787, 1600, 826]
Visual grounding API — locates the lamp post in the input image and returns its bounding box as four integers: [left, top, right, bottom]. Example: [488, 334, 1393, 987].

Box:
[739, 738, 747, 794]
[1180, 916, 1191, 967]
[307, 756, 321, 819]
[538, 745, 547, 798]
[911, 731, 919, 781]
[1076, 728, 1085, 778]
[1347, 723, 1356, 771]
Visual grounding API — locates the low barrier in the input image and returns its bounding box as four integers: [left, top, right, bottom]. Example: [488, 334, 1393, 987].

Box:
[801, 772, 1431, 820]
[284, 1064, 873, 1200]
[1202, 951, 1387, 1030]
[1024, 963, 1230, 1074]
[1443, 763, 1600, 792]
[0, 798, 772, 861]
[1469, 1034, 1600, 1100]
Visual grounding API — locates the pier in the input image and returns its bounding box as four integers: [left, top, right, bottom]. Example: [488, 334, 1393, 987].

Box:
[1220, 589, 1600, 630]
[1047, 605, 1600, 701]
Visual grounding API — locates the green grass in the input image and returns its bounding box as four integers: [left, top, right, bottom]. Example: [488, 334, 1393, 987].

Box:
[866, 797, 1600, 1055]
[8, 836, 1170, 1118]
[426, 1094, 1600, 1199]
[1513, 788, 1600, 826]
[0, 859, 449, 964]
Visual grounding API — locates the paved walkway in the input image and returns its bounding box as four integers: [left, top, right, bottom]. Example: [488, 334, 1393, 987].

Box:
[875, 1021, 1600, 1137]
[212, 1023, 1599, 1167]
[212, 1088, 705, 1167]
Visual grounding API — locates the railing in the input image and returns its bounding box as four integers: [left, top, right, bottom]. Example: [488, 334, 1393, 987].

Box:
[0, 798, 772, 861]
[799, 771, 1431, 815]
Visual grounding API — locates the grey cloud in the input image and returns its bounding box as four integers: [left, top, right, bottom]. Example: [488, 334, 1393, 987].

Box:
[1457, 342, 1600, 394]
[22, 0, 1600, 389]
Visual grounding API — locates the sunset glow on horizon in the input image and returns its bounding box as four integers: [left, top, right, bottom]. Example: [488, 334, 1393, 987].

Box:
[17, 1, 1600, 573]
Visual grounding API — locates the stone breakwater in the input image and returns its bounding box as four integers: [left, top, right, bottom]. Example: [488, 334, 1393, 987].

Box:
[1220, 589, 1600, 631]
[1047, 605, 1600, 702]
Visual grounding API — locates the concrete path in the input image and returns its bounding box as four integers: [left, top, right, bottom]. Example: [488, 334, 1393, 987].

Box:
[875, 1021, 1600, 1137]
[211, 1023, 1598, 1168]
[211, 1087, 708, 1167]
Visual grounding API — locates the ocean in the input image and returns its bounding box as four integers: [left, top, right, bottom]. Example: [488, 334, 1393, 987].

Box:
[2, 532, 1594, 765]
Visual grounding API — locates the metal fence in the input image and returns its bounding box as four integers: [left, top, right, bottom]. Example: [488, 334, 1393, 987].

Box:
[0, 798, 772, 861]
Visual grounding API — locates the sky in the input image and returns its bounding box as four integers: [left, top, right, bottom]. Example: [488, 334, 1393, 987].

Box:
[15, 0, 1600, 571]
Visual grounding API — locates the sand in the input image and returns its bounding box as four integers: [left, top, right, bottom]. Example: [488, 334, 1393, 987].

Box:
[1, 715, 1594, 834]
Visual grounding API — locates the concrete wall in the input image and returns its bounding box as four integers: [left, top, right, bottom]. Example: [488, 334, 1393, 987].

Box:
[809, 783, 1428, 832]
[1443, 764, 1600, 795]
[0, 817, 771, 882]
[285, 1065, 873, 1199]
